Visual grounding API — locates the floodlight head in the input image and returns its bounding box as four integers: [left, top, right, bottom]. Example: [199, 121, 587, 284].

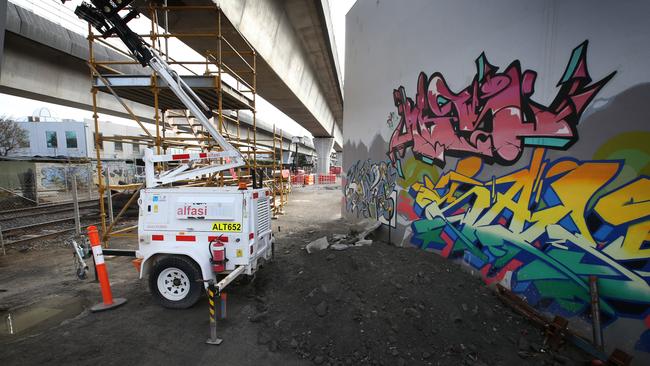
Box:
[75, 2, 110, 33]
[91, 0, 134, 16]
[73, 0, 151, 66]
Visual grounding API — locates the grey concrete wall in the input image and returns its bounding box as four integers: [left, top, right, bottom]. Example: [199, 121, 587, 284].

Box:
[343, 0, 650, 362]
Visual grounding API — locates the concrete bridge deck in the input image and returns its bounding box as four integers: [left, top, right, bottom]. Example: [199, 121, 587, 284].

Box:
[1, 0, 344, 153]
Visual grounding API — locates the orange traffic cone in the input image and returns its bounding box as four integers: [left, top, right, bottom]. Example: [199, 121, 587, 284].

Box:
[87, 226, 127, 312]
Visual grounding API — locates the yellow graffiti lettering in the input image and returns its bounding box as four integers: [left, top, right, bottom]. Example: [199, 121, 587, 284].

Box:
[603, 220, 650, 260]
[594, 178, 650, 225]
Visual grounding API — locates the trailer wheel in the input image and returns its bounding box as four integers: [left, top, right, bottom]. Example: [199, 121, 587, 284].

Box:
[149, 256, 202, 309]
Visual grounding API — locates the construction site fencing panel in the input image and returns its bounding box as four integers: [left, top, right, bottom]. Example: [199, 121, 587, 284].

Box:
[0, 160, 143, 210]
[290, 174, 305, 185]
[317, 174, 337, 185]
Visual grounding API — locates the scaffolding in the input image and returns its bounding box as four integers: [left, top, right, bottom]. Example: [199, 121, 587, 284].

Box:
[85, 3, 289, 244]
[261, 126, 289, 216]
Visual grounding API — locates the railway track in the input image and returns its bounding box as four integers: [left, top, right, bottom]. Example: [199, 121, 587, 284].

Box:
[0, 215, 98, 237]
[0, 198, 139, 248]
[0, 199, 99, 223]
[0, 203, 101, 247]
[1, 221, 102, 246]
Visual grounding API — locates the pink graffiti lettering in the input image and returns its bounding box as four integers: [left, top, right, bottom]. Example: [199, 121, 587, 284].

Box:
[388, 41, 615, 167]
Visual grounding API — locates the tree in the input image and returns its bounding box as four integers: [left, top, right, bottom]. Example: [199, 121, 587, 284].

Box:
[0, 116, 29, 156]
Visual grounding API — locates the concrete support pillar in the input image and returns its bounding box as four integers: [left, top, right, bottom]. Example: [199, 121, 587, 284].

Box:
[314, 137, 335, 175]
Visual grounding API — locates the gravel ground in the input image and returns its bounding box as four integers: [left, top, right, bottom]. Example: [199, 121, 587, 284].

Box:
[0, 186, 592, 365]
[249, 241, 591, 365]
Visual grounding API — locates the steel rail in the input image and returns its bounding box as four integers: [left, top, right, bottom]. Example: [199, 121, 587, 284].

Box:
[0, 214, 100, 237]
[0, 203, 99, 223]
[2, 221, 102, 247]
[0, 199, 99, 216]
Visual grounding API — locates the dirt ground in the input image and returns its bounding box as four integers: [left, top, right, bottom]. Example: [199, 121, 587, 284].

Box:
[0, 186, 591, 365]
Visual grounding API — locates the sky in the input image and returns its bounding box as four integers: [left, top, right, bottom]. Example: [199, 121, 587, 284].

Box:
[1, 0, 356, 138]
[329, 0, 357, 78]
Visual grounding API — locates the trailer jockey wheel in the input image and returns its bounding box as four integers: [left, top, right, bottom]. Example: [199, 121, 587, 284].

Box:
[149, 256, 202, 309]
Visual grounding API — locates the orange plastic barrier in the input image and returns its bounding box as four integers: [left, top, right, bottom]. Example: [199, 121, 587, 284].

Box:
[291, 174, 305, 185]
[318, 174, 336, 184]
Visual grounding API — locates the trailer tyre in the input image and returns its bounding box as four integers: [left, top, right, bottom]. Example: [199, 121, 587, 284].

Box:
[149, 256, 202, 309]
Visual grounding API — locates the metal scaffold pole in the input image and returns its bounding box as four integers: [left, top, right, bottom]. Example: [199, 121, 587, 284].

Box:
[72, 176, 81, 235]
[88, 23, 107, 241]
[83, 2, 277, 242]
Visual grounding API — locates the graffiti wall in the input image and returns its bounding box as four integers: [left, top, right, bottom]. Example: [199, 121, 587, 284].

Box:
[343, 0, 650, 361]
[388, 41, 614, 168]
[409, 149, 650, 350]
[344, 159, 397, 226]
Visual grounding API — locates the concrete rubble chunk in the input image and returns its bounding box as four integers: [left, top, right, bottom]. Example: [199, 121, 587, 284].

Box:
[315, 301, 328, 317]
[332, 234, 347, 241]
[305, 236, 329, 253]
[330, 243, 349, 251]
[355, 239, 373, 246]
[249, 311, 268, 323]
[357, 220, 382, 241]
[257, 331, 271, 345]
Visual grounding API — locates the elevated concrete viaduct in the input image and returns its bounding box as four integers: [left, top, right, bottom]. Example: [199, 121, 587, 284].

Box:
[1, 1, 344, 171]
[137, 0, 344, 172]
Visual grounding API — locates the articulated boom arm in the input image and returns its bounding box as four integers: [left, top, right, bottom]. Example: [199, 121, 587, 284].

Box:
[144, 56, 245, 188]
[70, 0, 245, 188]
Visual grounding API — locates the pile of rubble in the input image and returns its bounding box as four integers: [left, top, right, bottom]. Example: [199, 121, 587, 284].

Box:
[305, 221, 380, 253]
[249, 223, 591, 366]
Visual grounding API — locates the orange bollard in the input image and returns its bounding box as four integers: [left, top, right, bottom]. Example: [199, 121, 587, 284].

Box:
[87, 226, 127, 312]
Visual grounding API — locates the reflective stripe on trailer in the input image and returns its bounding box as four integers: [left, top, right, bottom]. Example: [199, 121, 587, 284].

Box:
[160, 151, 236, 162]
[176, 235, 196, 242]
[208, 235, 229, 242]
[152, 234, 164, 241]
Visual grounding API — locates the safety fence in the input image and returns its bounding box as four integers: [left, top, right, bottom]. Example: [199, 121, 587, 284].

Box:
[317, 174, 337, 184]
[289, 173, 340, 186]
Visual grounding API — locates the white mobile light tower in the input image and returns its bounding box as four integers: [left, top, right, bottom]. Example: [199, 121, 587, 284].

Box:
[71, 0, 273, 308]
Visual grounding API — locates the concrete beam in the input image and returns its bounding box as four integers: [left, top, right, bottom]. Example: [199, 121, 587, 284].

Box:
[1, 2, 329, 149]
[0, 33, 159, 124]
[157, 0, 343, 150]
[285, 0, 343, 122]
[1, 2, 155, 124]
[218, 0, 343, 150]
